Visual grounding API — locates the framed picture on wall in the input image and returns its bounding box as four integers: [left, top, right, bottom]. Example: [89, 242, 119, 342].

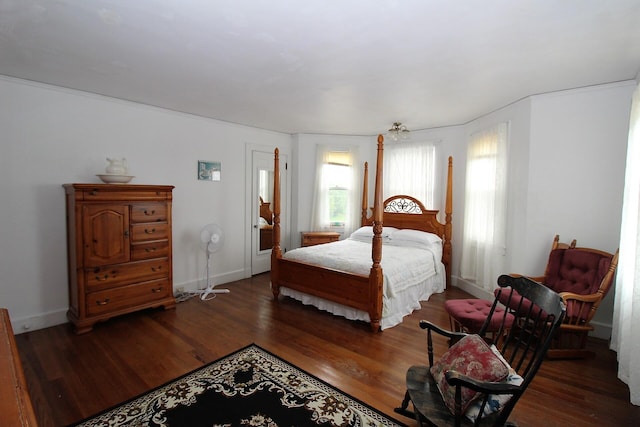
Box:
[198, 160, 221, 181]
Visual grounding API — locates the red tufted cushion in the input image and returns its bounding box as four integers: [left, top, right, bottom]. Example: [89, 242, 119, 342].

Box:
[445, 299, 514, 333]
[544, 249, 611, 321]
[545, 249, 610, 295]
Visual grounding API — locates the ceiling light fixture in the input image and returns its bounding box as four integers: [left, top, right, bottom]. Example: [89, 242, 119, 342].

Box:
[387, 122, 410, 141]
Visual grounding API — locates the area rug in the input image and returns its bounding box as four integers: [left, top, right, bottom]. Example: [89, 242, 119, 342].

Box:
[70, 343, 407, 427]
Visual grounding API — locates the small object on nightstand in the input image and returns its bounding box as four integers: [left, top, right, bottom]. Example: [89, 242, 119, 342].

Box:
[301, 231, 340, 247]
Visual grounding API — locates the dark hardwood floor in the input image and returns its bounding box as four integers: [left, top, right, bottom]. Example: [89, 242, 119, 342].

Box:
[15, 273, 640, 426]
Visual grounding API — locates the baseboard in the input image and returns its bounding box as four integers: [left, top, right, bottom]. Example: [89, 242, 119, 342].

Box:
[589, 320, 612, 340]
[174, 268, 247, 293]
[12, 309, 68, 335]
[12, 269, 250, 335]
[452, 276, 494, 300]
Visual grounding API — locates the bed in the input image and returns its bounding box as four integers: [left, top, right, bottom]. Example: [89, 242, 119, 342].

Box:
[270, 135, 453, 331]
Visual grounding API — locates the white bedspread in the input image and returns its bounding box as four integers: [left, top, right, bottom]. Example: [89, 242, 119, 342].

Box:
[283, 239, 438, 297]
[280, 238, 445, 329]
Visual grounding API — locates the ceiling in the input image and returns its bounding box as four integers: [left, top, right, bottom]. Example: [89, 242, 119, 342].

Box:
[1, 0, 640, 136]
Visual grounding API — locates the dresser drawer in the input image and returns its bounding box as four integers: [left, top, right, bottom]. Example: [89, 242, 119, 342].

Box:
[86, 278, 171, 316]
[78, 188, 171, 201]
[86, 259, 169, 290]
[131, 240, 169, 261]
[301, 231, 341, 247]
[131, 203, 168, 223]
[131, 223, 169, 242]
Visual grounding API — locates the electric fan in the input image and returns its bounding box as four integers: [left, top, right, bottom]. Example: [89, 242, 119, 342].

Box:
[197, 223, 229, 300]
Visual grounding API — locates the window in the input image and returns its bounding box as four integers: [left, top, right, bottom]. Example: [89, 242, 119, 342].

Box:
[325, 161, 350, 227]
[460, 122, 509, 291]
[311, 147, 359, 235]
[383, 141, 437, 208]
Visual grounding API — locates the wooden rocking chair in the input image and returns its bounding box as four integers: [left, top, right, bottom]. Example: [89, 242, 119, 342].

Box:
[446, 235, 618, 359]
[396, 275, 565, 426]
[507, 235, 618, 359]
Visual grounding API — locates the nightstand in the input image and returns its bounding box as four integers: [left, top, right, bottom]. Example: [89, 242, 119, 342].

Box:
[301, 231, 341, 247]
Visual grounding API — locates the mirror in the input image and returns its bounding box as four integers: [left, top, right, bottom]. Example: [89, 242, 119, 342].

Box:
[258, 169, 274, 251]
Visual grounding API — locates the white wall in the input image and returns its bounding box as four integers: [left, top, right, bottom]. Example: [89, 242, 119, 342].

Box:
[1, 75, 634, 339]
[400, 126, 467, 277]
[0, 76, 291, 333]
[291, 133, 376, 247]
[525, 83, 633, 333]
[347, 82, 632, 340]
[454, 81, 635, 338]
[526, 83, 631, 262]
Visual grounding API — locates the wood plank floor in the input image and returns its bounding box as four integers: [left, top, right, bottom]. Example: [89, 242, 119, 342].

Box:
[15, 273, 640, 426]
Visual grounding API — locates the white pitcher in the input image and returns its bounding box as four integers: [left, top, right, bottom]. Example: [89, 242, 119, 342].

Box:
[106, 157, 128, 175]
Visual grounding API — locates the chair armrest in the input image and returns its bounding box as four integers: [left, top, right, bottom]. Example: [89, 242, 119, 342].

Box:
[445, 370, 521, 395]
[419, 320, 467, 340]
[418, 320, 468, 366]
[508, 273, 545, 282]
[558, 291, 601, 326]
[558, 291, 601, 304]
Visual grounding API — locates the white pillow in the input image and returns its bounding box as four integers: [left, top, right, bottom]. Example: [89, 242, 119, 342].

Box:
[387, 229, 442, 249]
[348, 226, 398, 243]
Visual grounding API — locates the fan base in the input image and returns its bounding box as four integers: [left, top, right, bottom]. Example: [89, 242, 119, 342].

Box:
[196, 287, 230, 301]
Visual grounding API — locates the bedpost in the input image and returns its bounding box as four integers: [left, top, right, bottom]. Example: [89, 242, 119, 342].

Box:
[369, 135, 384, 331]
[361, 161, 369, 225]
[271, 148, 281, 298]
[444, 156, 453, 287]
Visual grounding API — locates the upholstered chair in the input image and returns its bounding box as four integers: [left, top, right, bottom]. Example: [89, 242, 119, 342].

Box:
[446, 235, 618, 359]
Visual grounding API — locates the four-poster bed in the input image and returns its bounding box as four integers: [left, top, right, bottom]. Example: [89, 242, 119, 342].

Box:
[270, 135, 453, 331]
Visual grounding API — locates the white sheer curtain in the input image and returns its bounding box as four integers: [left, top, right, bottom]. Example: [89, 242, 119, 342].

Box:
[460, 122, 509, 291]
[310, 145, 360, 237]
[611, 81, 640, 405]
[383, 141, 437, 208]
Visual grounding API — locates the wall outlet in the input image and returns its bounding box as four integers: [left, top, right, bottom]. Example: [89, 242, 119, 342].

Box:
[176, 286, 185, 294]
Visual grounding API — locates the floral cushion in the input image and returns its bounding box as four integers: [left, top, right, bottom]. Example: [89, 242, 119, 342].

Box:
[464, 344, 523, 422]
[430, 334, 509, 414]
[464, 371, 523, 421]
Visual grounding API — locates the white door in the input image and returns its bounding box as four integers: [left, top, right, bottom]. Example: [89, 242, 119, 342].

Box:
[251, 150, 286, 274]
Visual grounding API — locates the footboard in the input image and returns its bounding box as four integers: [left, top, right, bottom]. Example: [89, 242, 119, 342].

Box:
[272, 258, 383, 330]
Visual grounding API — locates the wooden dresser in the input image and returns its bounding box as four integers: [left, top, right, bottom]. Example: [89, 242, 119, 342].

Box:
[301, 231, 341, 247]
[64, 184, 176, 334]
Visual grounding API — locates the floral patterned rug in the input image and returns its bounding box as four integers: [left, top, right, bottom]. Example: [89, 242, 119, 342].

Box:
[70, 344, 407, 427]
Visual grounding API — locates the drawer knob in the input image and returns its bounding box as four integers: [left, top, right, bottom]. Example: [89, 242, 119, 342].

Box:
[145, 228, 156, 234]
[151, 266, 162, 272]
[144, 209, 156, 215]
[95, 274, 110, 281]
[145, 247, 157, 253]
[151, 287, 163, 293]
[96, 298, 110, 306]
